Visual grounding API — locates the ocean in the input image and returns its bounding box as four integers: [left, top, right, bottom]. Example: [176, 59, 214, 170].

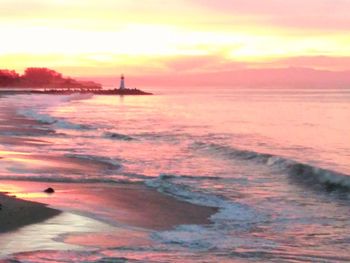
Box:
[0, 86, 349, 262]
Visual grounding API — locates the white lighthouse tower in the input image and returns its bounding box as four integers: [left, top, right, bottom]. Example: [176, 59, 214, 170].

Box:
[119, 74, 126, 90]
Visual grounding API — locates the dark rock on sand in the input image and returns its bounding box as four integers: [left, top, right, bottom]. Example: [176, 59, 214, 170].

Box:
[44, 187, 55, 194]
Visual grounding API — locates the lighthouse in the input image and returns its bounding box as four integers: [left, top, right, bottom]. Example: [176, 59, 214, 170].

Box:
[119, 74, 126, 90]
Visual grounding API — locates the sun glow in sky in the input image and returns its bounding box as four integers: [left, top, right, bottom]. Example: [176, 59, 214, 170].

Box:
[1, 0, 350, 77]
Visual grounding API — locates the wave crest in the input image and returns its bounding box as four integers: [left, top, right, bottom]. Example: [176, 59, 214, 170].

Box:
[18, 109, 93, 130]
[146, 174, 264, 224]
[191, 142, 350, 191]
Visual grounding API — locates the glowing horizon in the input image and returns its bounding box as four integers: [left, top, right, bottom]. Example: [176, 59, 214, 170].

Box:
[1, 0, 350, 77]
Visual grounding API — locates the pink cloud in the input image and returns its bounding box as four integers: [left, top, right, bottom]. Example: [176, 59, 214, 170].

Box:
[162, 55, 247, 73]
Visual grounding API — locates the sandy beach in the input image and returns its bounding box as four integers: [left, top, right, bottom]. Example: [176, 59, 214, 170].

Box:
[0, 192, 60, 233]
[0, 180, 216, 259]
[0, 100, 60, 233]
[0, 181, 216, 231]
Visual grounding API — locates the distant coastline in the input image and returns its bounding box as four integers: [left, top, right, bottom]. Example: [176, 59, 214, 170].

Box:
[0, 88, 152, 96]
[0, 67, 152, 95]
[0, 68, 102, 90]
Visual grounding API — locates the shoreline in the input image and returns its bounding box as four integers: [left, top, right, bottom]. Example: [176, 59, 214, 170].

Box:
[0, 180, 217, 231]
[0, 88, 153, 96]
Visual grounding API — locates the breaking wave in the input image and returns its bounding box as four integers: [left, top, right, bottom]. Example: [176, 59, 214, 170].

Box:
[146, 174, 268, 250]
[60, 93, 94, 102]
[191, 142, 350, 191]
[146, 174, 265, 224]
[18, 109, 93, 130]
[64, 153, 122, 170]
[151, 224, 275, 250]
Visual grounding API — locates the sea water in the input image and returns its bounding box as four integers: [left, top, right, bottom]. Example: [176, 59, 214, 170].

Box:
[0, 87, 350, 262]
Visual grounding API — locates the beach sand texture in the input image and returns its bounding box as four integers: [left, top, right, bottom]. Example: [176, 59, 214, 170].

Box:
[0, 181, 216, 231]
[0, 192, 60, 233]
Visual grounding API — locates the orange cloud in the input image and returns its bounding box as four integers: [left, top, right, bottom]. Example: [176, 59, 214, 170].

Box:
[1, 0, 350, 78]
[193, 0, 350, 31]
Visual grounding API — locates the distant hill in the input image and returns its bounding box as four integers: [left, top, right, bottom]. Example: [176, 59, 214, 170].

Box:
[0, 68, 102, 90]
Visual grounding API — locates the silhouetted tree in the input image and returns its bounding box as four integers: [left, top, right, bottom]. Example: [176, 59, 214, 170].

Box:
[0, 70, 20, 87]
[0, 67, 102, 90]
[22, 68, 63, 86]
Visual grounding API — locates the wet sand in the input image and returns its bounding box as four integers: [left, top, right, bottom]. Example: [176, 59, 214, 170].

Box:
[0, 104, 62, 233]
[0, 146, 216, 233]
[0, 181, 217, 231]
[0, 192, 60, 233]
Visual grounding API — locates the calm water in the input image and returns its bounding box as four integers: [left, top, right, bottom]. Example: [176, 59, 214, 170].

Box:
[0, 87, 350, 262]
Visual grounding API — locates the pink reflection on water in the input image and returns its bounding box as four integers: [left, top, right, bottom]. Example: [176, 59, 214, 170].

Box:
[64, 230, 151, 248]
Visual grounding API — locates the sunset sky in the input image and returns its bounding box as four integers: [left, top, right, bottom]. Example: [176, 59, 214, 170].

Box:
[1, 0, 350, 79]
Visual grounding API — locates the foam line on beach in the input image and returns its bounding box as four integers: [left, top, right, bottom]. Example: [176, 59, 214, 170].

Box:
[17, 109, 93, 130]
[145, 174, 265, 225]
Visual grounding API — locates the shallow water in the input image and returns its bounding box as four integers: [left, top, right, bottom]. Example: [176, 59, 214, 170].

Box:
[0, 87, 350, 262]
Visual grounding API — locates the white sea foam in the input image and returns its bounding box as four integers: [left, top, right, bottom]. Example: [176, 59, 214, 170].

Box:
[18, 109, 92, 130]
[145, 174, 264, 224]
[151, 224, 276, 250]
[61, 93, 94, 102]
[145, 174, 272, 250]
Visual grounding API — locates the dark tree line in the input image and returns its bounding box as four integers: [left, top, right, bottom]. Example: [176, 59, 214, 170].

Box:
[0, 70, 20, 86]
[0, 68, 101, 90]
